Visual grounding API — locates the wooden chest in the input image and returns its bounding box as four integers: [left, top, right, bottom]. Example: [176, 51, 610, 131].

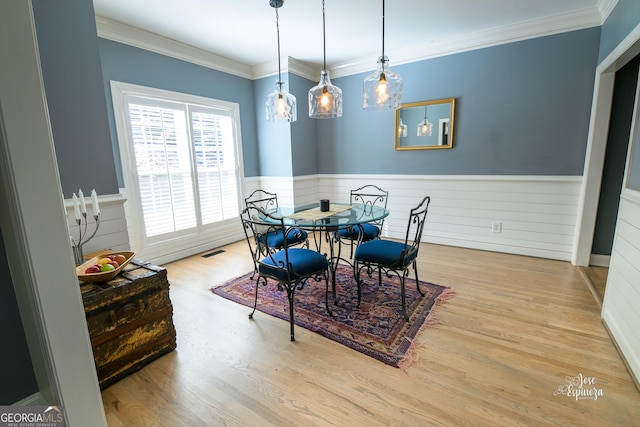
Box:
[80, 258, 177, 389]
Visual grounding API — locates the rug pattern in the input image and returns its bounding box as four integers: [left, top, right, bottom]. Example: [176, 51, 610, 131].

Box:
[212, 263, 454, 369]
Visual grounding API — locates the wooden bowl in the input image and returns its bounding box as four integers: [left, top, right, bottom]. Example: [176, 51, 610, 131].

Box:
[76, 251, 135, 283]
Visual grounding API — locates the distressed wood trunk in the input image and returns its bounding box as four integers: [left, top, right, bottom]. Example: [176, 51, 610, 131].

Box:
[80, 258, 177, 389]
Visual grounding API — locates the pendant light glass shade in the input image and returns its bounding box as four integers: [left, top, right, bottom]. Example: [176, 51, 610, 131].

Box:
[266, 0, 297, 122]
[397, 117, 407, 137]
[363, 0, 402, 110]
[266, 81, 297, 122]
[417, 106, 433, 136]
[363, 56, 402, 110]
[308, 0, 342, 119]
[309, 70, 342, 119]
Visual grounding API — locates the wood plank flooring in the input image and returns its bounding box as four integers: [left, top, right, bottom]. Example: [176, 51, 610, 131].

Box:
[101, 241, 639, 426]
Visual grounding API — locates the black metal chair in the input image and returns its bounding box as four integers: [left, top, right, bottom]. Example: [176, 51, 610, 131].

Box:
[240, 206, 331, 341]
[353, 196, 431, 321]
[244, 189, 309, 251]
[244, 189, 309, 278]
[337, 185, 389, 257]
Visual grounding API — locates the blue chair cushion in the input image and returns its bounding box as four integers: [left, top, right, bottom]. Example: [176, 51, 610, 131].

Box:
[259, 248, 328, 282]
[354, 239, 417, 268]
[338, 224, 380, 241]
[260, 228, 308, 249]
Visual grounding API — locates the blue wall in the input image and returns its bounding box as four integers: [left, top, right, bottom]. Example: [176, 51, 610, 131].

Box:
[32, 0, 119, 197]
[254, 75, 294, 177]
[95, 27, 600, 181]
[290, 73, 320, 177]
[317, 28, 600, 176]
[98, 39, 260, 183]
[598, 0, 640, 64]
[253, 72, 320, 177]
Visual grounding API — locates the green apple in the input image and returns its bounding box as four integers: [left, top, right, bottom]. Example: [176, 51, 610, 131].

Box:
[100, 263, 115, 272]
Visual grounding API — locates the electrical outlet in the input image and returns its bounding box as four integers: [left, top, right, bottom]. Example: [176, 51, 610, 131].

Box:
[492, 221, 502, 233]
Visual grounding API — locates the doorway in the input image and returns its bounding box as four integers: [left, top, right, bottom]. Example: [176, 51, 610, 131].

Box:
[585, 54, 640, 304]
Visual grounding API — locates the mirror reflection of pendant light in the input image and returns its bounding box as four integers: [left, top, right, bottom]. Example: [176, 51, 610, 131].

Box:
[266, 0, 297, 122]
[397, 118, 407, 137]
[308, 0, 342, 119]
[417, 106, 433, 136]
[363, 0, 402, 110]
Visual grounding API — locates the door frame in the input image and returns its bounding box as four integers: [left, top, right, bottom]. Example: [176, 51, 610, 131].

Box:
[573, 22, 640, 266]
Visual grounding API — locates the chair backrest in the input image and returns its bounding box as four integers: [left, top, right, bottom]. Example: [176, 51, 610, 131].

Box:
[401, 196, 431, 261]
[240, 206, 292, 279]
[350, 185, 389, 225]
[244, 189, 279, 211]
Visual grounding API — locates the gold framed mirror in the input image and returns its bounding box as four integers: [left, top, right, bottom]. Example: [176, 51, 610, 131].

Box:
[395, 98, 455, 150]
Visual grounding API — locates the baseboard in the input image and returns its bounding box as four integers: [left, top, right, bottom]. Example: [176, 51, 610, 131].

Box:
[589, 254, 611, 267]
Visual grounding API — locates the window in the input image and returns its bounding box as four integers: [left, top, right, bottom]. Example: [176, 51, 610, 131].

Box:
[111, 82, 244, 262]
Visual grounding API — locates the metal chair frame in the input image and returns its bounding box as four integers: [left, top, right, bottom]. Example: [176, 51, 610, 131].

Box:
[338, 184, 389, 258]
[353, 196, 431, 321]
[240, 206, 331, 341]
[244, 189, 309, 277]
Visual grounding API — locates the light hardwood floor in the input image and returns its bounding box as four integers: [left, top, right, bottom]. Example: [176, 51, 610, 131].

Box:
[101, 241, 639, 426]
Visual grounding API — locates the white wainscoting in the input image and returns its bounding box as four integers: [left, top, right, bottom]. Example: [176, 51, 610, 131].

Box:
[64, 193, 129, 256]
[602, 189, 640, 385]
[98, 175, 582, 265]
[315, 174, 582, 261]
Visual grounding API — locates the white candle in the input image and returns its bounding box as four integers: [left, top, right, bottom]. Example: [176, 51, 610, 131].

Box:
[78, 189, 87, 214]
[72, 193, 81, 220]
[91, 189, 100, 217]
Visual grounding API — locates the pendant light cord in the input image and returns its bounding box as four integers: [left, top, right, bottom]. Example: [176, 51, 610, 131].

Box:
[322, 0, 327, 72]
[381, 0, 385, 62]
[275, 6, 282, 84]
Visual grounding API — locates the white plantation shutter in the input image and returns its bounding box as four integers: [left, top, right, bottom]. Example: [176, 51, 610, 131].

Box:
[124, 94, 241, 245]
[129, 102, 197, 237]
[191, 108, 239, 225]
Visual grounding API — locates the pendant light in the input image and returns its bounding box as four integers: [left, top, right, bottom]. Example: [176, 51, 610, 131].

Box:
[266, 0, 297, 122]
[308, 0, 342, 119]
[363, 0, 402, 110]
[397, 118, 407, 137]
[417, 106, 433, 136]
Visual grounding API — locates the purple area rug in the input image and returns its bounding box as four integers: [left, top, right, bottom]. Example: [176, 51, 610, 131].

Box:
[211, 263, 454, 369]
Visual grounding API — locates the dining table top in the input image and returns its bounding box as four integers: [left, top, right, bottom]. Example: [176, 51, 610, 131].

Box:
[262, 202, 389, 228]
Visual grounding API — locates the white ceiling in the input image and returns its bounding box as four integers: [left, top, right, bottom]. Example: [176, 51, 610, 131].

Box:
[93, 0, 612, 77]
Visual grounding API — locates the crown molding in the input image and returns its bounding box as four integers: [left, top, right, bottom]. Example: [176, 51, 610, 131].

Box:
[598, 0, 619, 22]
[95, 16, 253, 79]
[97, 5, 605, 81]
[251, 57, 318, 82]
[287, 58, 319, 81]
[330, 7, 603, 78]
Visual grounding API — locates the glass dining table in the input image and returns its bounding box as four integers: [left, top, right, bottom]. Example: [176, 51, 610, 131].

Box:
[260, 203, 390, 303]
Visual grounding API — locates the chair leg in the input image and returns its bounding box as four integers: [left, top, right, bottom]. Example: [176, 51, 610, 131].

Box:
[400, 271, 409, 322]
[285, 284, 296, 341]
[324, 272, 334, 317]
[248, 276, 261, 320]
[413, 260, 424, 296]
[353, 262, 362, 307]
